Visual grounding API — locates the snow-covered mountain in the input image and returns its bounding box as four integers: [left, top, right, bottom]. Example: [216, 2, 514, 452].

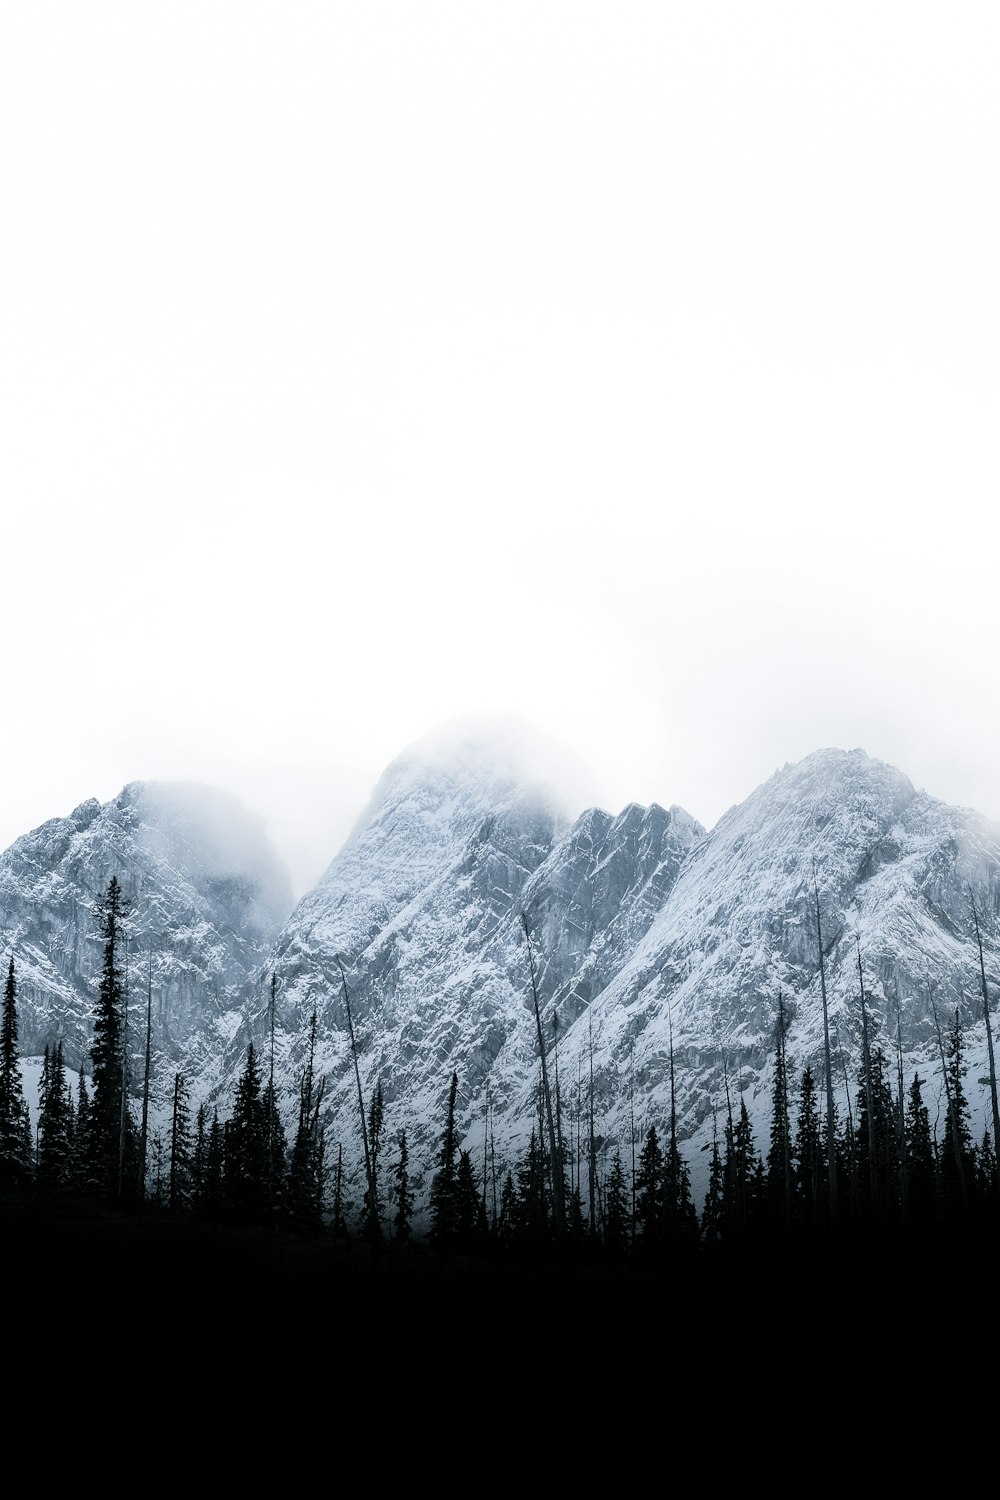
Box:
[6, 731, 1000, 1233]
[0, 780, 294, 1097]
[240, 737, 1000, 1227]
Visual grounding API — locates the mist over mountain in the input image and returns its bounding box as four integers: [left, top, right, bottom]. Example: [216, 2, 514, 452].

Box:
[0, 780, 293, 1082]
[6, 727, 1000, 1236]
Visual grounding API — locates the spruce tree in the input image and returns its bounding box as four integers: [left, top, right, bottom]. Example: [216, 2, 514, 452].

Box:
[225, 1041, 266, 1222]
[634, 1124, 664, 1254]
[793, 1064, 825, 1235]
[392, 1129, 414, 1244]
[365, 1079, 385, 1230]
[603, 1150, 629, 1262]
[287, 1015, 326, 1232]
[455, 1147, 488, 1253]
[513, 1128, 550, 1253]
[764, 995, 793, 1232]
[904, 1071, 935, 1227]
[854, 1042, 898, 1229]
[86, 876, 137, 1199]
[36, 1041, 74, 1191]
[0, 956, 31, 1189]
[429, 1070, 461, 1251]
[938, 1009, 976, 1221]
[169, 1072, 194, 1214]
[201, 1107, 225, 1218]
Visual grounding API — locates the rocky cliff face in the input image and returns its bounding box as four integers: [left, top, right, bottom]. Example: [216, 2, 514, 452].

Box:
[0, 780, 294, 1091]
[237, 741, 1000, 1226]
[538, 747, 1000, 1206]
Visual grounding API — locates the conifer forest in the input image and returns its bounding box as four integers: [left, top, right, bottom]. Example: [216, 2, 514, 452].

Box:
[4, 873, 1000, 1345]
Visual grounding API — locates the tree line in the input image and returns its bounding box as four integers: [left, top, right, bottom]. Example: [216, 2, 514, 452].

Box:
[1, 873, 999, 1275]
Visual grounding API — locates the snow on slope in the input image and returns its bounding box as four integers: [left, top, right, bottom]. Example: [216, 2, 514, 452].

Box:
[0, 780, 294, 1102]
[545, 748, 1000, 1206]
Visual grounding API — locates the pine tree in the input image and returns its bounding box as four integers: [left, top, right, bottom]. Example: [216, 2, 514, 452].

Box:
[392, 1129, 414, 1244]
[169, 1072, 194, 1214]
[764, 994, 793, 1233]
[455, 1147, 488, 1253]
[72, 1067, 91, 1188]
[497, 1169, 518, 1252]
[603, 1150, 629, 1262]
[513, 1128, 551, 1253]
[0, 956, 31, 1189]
[86, 877, 137, 1199]
[199, 1107, 225, 1219]
[429, 1070, 461, 1251]
[793, 1064, 825, 1234]
[701, 1128, 727, 1247]
[191, 1103, 208, 1210]
[904, 1071, 935, 1227]
[634, 1124, 664, 1254]
[260, 1075, 288, 1220]
[225, 1040, 266, 1222]
[854, 1042, 898, 1229]
[261, 971, 287, 1219]
[330, 1142, 350, 1241]
[36, 1041, 74, 1191]
[938, 1009, 976, 1220]
[287, 1014, 326, 1232]
[364, 1079, 385, 1231]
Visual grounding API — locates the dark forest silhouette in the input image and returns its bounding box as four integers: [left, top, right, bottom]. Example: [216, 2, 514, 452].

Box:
[3, 874, 1000, 1321]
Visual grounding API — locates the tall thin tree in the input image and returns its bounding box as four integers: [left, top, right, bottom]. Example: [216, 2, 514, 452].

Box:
[520, 913, 565, 1236]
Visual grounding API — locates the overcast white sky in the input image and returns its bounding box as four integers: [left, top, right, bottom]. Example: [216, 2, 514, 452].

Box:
[2, 4, 998, 898]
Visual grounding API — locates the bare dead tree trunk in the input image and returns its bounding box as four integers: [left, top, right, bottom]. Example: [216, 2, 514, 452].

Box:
[139, 949, 152, 1201]
[894, 985, 908, 1219]
[814, 871, 838, 1227]
[856, 937, 877, 1217]
[971, 891, 1000, 1189]
[335, 954, 379, 1247]
[520, 913, 565, 1236]
[588, 1010, 600, 1236]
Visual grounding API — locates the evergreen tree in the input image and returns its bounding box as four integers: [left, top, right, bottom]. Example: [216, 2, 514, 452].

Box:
[260, 1075, 288, 1220]
[225, 1040, 266, 1222]
[938, 1009, 976, 1218]
[455, 1147, 488, 1253]
[904, 1071, 935, 1227]
[86, 876, 137, 1199]
[634, 1124, 664, 1253]
[701, 1130, 727, 1247]
[793, 1064, 825, 1234]
[512, 1128, 552, 1253]
[198, 1107, 225, 1219]
[603, 1150, 629, 1262]
[169, 1071, 194, 1214]
[191, 1103, 208, 1210]
[330, 1141, 350, 1241]
[976, 1128, 998, 1208]
[662, 1129, 699, 1249]
[429, 1070, 461, 1251]
[364, 1079, 385, 1231]
[287, 1018, 326, 1233]
[392, 1129, 414, 1244]
[723, 1098, 762, 1238]
[853, 1042, 899, 1229]
[36, 1041, 74, 1191]
[72, 1066, 91, 1188]
[0, 955, 31, 1189]
[496, 1168, 518, 1252]
[764, 998, 794, 1231]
